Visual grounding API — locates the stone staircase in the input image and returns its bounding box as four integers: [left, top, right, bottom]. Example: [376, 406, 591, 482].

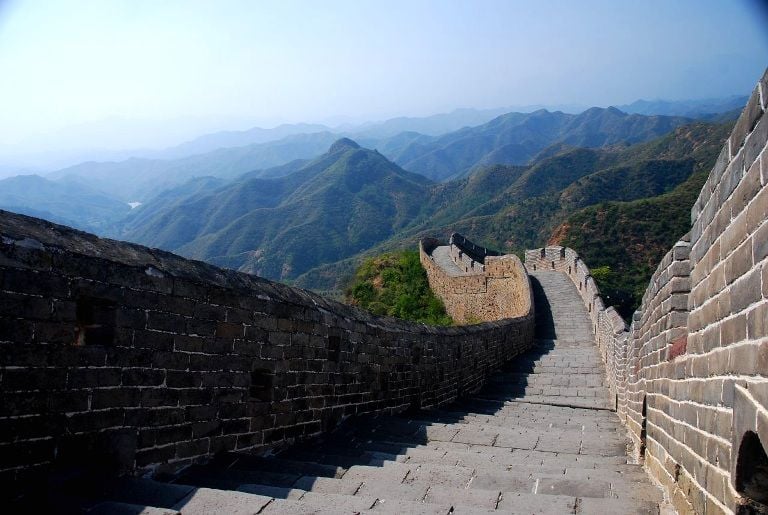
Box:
[25, 271, 669, 514]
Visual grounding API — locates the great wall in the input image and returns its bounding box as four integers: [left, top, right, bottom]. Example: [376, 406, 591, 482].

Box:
[0, 69, 765, 513]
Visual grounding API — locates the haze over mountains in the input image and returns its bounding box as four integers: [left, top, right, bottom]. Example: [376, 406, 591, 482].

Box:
[34, 106, 694, 203]
[0, 97, 741, 306]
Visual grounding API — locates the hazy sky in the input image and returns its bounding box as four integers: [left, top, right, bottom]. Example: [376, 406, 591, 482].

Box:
[1, 0, 767, 150]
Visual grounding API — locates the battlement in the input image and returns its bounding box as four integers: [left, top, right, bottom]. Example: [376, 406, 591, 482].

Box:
[420, 236, 532, 324]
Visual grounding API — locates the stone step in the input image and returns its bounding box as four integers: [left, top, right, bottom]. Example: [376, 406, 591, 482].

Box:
[171, 487, 272, 515]
[78, 477, 195, 510]
[175, 465, 301, 490]
[369, 498, 451, 513]
[88, 501, 180, 515]
[225, 454, 345, 479]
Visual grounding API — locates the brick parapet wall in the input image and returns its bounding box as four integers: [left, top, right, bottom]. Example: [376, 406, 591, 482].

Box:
[526, 68, 768, 515]
[0, 213, 535, 486]
[420, 238, 533, 323]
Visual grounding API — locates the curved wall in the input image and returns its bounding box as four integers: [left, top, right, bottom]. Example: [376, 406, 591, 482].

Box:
[524, 67, 768, 515]
[420, 237, 533, 324]
[0, 211, 534, 484]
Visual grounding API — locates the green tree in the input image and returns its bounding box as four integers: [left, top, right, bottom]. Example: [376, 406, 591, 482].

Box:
[345, 250, 453, 326]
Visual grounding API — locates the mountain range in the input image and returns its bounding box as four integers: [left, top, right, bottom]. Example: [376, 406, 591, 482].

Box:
[0, 100, 737, 312]
[107, 117, 730, 312]
[39, 106, 698, 204]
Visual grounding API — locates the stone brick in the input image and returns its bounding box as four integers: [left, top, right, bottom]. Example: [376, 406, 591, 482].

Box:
[720, 314, 747, 347]
[747, 303, 768, 340]
[753, 219, 768, 264]
[67, 409, 125, 433]
[724, 239, 753, 286]
[1, 368, 67, 391]
[136, 387, 180, 409]
[166, 371, 203, 388]
[731, 268, 763, 313]
[122, 368, 166, 387]
[2, 269, 68, 297]
[745, 116, 768, 170]
[764, 263, 768, 299]
[67, 368, 122, 388]
[146, 312, 186, 333]
[91, 388, 141, 409]
[731, 85, 763, 158]
[746, 181, 768, 234]
[124, 407, 185, 427]
[215, 321, 243, 338]
[133, 330, 175, 351]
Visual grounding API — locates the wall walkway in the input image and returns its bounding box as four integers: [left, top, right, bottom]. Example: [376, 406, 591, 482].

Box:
[524, 66, 768, 515]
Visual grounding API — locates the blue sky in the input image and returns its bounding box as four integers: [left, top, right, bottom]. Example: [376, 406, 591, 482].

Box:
[0, 0, 766, 149]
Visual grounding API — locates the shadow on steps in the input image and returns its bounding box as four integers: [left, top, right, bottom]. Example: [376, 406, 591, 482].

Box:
[530, 275, 556, 340]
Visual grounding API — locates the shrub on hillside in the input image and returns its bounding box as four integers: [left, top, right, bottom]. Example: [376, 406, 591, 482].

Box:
[346, 250, 452, 326]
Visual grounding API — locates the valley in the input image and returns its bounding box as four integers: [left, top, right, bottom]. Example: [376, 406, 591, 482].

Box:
[0, 104, 737, 317]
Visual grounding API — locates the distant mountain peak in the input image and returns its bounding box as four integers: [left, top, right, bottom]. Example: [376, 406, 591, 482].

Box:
[329, 138, 361, 153]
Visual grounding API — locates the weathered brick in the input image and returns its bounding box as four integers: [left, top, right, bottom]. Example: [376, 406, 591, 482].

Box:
[720, 314, 747, 346]
[151, 351, 189, 370]
[731, 85, 763, 157]
[746, 181, 768, 233]
[105, 347, 153, 368]
[746, 302, 768, 340]
[124, 407, 185, 427]
[115, 308, 146, 329]
[193, 303, 226, 321]
[186, 318, 216, 337]
[1, 368, 67, 391]
[48, 390, 90, 412]
[731, 268, 763, 313]
[2, 269, 68, 297]
[215, 321, 243, 339]
[140, 388, 180, 408]
[177, 388, 213, 406]
[146, 312, 186, 333]
[67, 409, 125, 432]
[753, 219, 768, 264]
[133, 330, 175, 351]
[91, 388, 141, 409]
[166, 371, 202, 388]
[67, 367, 122, 388]
[745, 115, 768, 170]
[121, 368, 165, 387]
[724, 239, 753, 286]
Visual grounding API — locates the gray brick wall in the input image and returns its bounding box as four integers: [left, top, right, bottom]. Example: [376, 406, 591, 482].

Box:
[524, 67, 768, 515]
[0, 212, 534, 484]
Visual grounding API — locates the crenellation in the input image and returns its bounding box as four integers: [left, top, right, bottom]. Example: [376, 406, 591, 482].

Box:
[420, 235, 532, 324]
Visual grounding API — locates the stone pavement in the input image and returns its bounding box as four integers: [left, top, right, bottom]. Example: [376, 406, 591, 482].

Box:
[430, 245, 473, 276]
[28, 271, 669, 514]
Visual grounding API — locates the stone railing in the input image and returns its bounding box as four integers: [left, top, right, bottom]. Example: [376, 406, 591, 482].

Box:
[420, 237, 533, 324]
[526, 68, 768, 514]
[0, 211, 535, 484]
